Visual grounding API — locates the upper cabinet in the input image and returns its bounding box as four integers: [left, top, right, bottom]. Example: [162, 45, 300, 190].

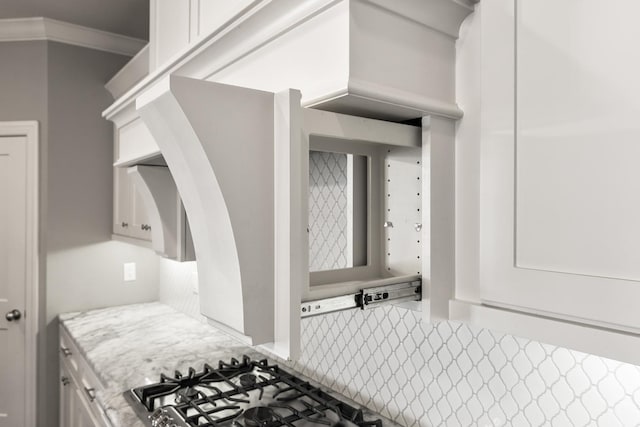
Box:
[453, 0, 640, 365]
[149, 0, 190, 68]
[149, 0, 258, 70]
[112, 106, 157, 241]
[113, 165, 152, 241]
[108, 102, 195, 262]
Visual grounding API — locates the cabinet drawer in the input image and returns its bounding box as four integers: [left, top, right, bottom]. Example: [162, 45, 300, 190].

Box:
[77, 374, 111, 427]
[59, 327, 82, 377]
[59, 326, 111, 426]
[59, 327, 105, 393]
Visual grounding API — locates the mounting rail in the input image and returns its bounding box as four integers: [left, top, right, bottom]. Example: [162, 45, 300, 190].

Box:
[300, 280, 421, 318]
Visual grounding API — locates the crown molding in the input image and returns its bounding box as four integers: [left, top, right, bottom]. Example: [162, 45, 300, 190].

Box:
[0, 17, 146, 56]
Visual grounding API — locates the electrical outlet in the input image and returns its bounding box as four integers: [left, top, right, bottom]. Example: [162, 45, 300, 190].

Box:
[124, 262, 136, 282]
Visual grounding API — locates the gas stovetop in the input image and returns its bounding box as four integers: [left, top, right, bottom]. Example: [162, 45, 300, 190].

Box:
[125, 355, 383, 427]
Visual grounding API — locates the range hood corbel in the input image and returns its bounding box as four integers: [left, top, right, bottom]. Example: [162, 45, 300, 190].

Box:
[136, 75, 280, 345]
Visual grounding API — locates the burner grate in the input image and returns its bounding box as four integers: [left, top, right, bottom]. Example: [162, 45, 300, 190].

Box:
[128, 355, 383, 427]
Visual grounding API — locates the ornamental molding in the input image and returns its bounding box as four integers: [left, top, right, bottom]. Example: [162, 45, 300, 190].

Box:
[0, 17, 146, 56]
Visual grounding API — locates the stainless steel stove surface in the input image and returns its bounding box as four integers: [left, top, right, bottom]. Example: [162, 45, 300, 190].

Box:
[125, 355, 383, 427]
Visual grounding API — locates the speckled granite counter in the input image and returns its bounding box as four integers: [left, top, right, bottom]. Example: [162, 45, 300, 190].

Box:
[59, 302, 265, 427]
[60, 302, 400, 427]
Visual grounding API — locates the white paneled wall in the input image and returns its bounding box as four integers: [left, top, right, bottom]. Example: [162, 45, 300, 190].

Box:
[159, 264, 640, 426]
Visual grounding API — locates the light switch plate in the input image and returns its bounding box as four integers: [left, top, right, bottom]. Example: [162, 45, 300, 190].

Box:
[124, 262, 136, 282]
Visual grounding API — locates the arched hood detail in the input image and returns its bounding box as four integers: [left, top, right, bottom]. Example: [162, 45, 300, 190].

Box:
[136, 75, 275, 344]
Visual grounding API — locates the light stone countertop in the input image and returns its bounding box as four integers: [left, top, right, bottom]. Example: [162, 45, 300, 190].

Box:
[59, 302, 265, 427]
[59, 302, 400, 427]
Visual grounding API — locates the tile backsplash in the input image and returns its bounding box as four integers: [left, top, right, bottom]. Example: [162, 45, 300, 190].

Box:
[158, 259, 204, 323]
[158, 144, 640, 427]
[309, 150, 350, 271]
[158, 263, 640, 426]
[287, 307, 640, 427]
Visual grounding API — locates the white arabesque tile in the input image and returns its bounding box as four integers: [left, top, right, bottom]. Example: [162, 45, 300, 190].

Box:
[162, 274, 640, 426]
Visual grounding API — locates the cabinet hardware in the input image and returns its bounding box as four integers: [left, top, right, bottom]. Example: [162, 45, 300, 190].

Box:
[61, 376, 70, 386]
[84, 387, 96, 402]
[301, 279, 421, 318]
[141, 224, 151, 231]
[383, 221, 394, 228]
[357, 281, 421, 310]
[60, 346, 72, 357]
[121, 222, 129, 228]
[414, 223, 422, 232]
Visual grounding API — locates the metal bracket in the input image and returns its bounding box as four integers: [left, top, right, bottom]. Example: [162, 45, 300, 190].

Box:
[301, 279, 421, 318]
[357, 280, 422, 310]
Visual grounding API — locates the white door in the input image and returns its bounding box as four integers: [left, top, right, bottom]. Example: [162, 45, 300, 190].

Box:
[0, 122, 37, 427]
[0, 136, 27, 426]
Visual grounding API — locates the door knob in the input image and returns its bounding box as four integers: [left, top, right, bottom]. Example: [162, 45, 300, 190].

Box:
[5, 309, 21, 322]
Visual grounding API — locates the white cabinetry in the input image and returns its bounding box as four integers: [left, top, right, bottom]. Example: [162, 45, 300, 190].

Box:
[59, 328, 110, 427]
[149, 0, 257, 70]
[137, 77, 454, 358]
[109, 103, 195, 260]
[150, 0, 189, 68]
[59, 362, 76, 427]
[113, 166, 152, 241]
[452, 0, 640, 365]
[193, 0, 256, 41]
[111, 104, 159, 242]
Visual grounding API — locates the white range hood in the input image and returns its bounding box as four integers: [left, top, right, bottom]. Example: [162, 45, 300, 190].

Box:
[131, 0, 474, 349]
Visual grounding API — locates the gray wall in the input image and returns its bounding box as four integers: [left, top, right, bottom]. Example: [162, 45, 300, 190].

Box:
[43, 42, 160, 427]
[0, 40, 51, 426]
[0, 42, 48, 123]
[0, 0, 149, 40]
[0, 40, 161, 427]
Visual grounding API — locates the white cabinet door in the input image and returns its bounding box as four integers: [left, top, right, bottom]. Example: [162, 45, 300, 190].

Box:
[75, 376, 111, 427]
[129, 175, 152, 239]
[60, 330, 110, 427]
[113, 166, 152, 241]
[113, 166, 131, 236]
[59, 364, 76, 427]
[150, 0, 190, 69]
[480, 0, 640, 332]
[74, 386, 105, 427]
[194, 0, 256, 39]
[0, 135, 28, 427]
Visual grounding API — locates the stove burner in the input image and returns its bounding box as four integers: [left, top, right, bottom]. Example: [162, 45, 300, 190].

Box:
[127, 355, 384, 427]
[175, 386, 199, 404]
[239, 374, 257, 388]
[243, 406, 274, 427]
